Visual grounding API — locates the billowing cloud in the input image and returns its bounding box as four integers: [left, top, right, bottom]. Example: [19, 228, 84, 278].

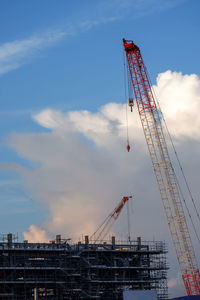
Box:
[168, 272, 185, 297]
[5, 70, 200, 296]
[6, 71, 200, 238]
[168, 277, 178, 288]
[153, 70, 200, 140]
[23, 225, 50, 243]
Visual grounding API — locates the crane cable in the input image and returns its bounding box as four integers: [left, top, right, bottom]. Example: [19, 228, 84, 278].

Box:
[143, 63, 200, 244]
[126, 197, 134, 243]
[123, 50, 130, 149]
[126, 198, 131, 243]
[90, 212, 112, 242]
[175, 172, 200, 244]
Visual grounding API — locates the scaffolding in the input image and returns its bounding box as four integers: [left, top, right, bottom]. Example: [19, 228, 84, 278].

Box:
[0, 234, 168, 299]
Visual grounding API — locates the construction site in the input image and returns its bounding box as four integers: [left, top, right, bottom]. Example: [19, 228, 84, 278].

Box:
[1, 37, 200, 299]
[0, 233, 167, 300]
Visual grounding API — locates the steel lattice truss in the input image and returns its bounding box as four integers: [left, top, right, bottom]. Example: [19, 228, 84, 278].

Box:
[123, 39, 200, 294]
[0, 238, 167, 299]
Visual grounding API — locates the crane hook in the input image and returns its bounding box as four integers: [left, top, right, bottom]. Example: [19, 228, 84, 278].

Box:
[126, 144, 130, 152]
[129, 98, 134, 112]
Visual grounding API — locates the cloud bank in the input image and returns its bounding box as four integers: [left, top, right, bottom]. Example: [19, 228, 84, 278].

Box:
[23, 225, 50, 243]
[4, 70, 200, 295]
[7, 70, 200, 240]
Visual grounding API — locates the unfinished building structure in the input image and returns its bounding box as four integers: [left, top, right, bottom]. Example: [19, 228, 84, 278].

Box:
[0, 234, 168, 299]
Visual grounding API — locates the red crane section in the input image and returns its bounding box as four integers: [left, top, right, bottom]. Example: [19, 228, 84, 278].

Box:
[123, 38, 200, 295]
[90, 196, 132, 243]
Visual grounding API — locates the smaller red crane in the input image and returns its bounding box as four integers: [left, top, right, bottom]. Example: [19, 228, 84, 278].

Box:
[90, 196, 132, 243]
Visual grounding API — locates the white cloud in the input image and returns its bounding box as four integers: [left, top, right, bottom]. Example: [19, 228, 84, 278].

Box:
[0, 31, 66, 61]
[7, 70, 200, 239]
[0, 30, 67, 75]
[168, 272, 185, 297]
[23, 225, 50, 243]
[168, 277, 178, 288]
[103, 0, 186, 18]
[0, 6, 123, 76]
[0, 0, 187, 76]
[153, 70, 200, 140]
[79, 16, 121, 31]
[0, 14, 120, 76]
[0, 63, 20, 75]
[33, 71, 200, 147]
[33, 103, 142, 149]
[4, 70, 200, 296]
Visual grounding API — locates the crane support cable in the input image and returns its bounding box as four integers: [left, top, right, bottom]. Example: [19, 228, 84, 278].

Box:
[126, 198, 131, 242]
[123, 38, 200, 295]
[123, 50, 130, 146]
[143, 64, 200, 244]
[175, 172, 200, 244]
[90, 196, 132, 243]
[90, 213, 111, 242]
[146, 67, 200, 230]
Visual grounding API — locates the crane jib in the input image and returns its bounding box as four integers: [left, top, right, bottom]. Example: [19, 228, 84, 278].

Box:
[123, 38, 200, 295]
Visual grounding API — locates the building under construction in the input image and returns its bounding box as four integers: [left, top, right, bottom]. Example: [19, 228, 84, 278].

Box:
[0, 234, 168, 300]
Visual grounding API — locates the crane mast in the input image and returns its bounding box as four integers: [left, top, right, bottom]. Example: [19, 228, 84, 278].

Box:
[123, 39, 200, 295]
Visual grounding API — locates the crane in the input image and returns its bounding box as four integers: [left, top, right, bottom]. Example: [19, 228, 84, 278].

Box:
[123, 38, 200, 295]
[90, 196, 132, 243]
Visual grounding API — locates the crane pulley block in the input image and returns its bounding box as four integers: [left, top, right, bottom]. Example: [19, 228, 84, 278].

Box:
[128, 98, 134, 112]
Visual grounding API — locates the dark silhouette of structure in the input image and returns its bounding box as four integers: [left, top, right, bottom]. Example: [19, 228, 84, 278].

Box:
[0, 234, 168, 299]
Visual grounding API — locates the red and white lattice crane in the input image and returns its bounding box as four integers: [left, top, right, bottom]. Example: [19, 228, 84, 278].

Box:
[90, 196, 132, 243]
[123, 38, 200, 295]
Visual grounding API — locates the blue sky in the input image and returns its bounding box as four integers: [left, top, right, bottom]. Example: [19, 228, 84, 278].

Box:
[0, 0, 199, 113]
[0, 0, 200, 295]
[0, 0, 198, 142]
